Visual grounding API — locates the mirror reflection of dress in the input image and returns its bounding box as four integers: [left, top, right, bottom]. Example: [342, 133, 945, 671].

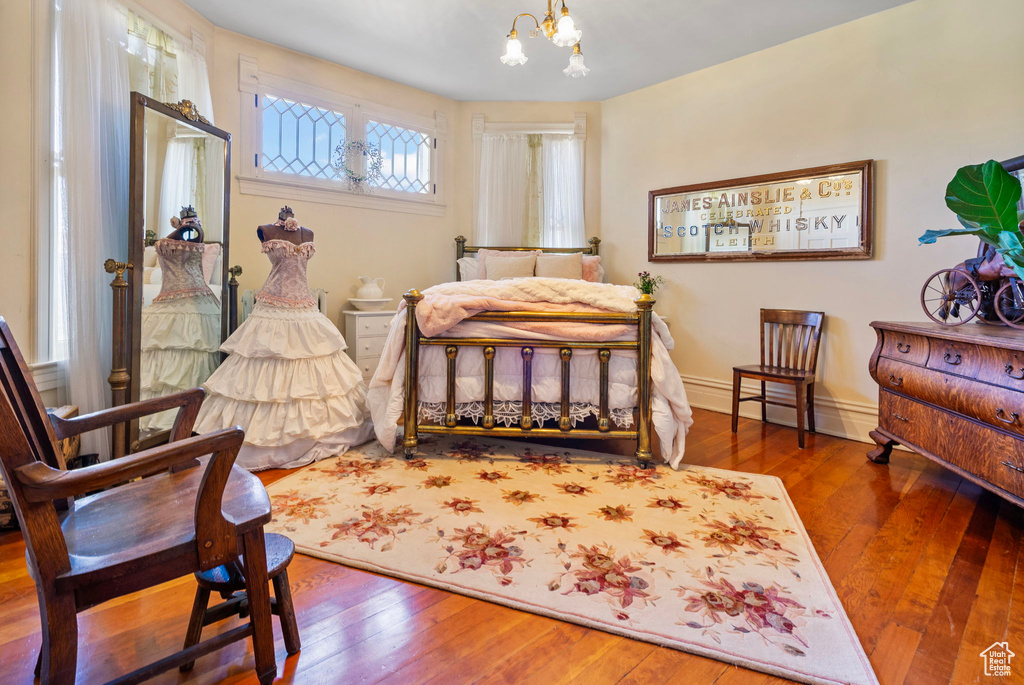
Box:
[140, 234, 221, 433]
[195, 207, 373, 470]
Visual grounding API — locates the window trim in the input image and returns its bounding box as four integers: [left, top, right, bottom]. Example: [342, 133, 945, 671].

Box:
[238, 55, 447, 217]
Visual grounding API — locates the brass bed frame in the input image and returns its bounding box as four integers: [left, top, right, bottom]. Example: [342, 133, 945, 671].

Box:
[401, 236, 656, 467]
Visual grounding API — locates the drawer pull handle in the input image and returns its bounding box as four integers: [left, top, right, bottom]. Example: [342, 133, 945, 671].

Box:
[888, 374, 903, 386]
[1006, 364, 1024, 380]
[995, 408, 1020, 425]
[1003, 461, 1024, 474]
[896, 342, 912, 353]
[943, 352, 962, 365]
[892, 412, 909, 422]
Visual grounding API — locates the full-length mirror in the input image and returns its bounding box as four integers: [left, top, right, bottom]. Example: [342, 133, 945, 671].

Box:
[126, 92, 231, 451]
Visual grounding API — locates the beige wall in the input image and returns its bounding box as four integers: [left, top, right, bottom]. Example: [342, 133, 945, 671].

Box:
[452, 101, 602, 242]
[210, 30, 461, 327]
[0, 0, 36, 355]
[600, 0, 1024, 439]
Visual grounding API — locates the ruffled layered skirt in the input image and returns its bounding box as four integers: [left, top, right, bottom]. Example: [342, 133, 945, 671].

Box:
[194, 302, 373, 470]
[140, 294, 221, 433]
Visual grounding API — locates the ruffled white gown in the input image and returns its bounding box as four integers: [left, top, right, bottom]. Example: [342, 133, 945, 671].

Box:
[140, 239, 221, 433]
[194, 238, 373, 470]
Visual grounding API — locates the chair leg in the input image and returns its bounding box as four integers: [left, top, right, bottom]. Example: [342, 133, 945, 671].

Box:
[180, 585, 212, 672]
[807, 382, 816, 434]
[37, 592, 78, 685]
[273, 569, 302, 656]
[242, 528, 277, 685]
[794, 380, 806, 449]
[760, 380, 768, 423]
[731, 370, 741, 433]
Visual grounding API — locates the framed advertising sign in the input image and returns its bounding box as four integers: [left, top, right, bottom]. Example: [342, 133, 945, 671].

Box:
[648, 160, 873, 262]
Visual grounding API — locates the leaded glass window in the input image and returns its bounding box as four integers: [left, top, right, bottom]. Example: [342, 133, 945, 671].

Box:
[366, 120, 432, 194]
[261, 95, 346, 180]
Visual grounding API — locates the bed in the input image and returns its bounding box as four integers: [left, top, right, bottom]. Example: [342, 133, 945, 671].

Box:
[366, 237, 693, 469]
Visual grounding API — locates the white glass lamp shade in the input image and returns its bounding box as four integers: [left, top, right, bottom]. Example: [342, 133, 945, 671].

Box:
[563, 50, 590, 78]
[500, 37, 528, 66]
[552, 14, 582, 47]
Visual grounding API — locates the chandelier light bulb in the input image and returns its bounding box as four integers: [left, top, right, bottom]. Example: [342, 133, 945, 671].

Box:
[552, 7, 582, 47]
[500, 31, 528, 66]
[563, 43, 589, 78]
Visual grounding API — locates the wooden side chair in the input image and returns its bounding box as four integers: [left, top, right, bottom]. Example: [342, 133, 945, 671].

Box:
[731, 309, 825, 449]
[0, 317, 279, 685]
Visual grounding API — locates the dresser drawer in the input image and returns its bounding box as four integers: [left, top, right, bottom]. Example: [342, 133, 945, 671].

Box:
[878, 357, 1024, 438]
[880, 331, 929, 366]
[977, 345, 1024, 391]
[356, 356, 381, 380]
[355, 315, 393, 338]
[925, 339, 981, 378]
[354, 336, 387, 358]
[879, 391, 1024, 498]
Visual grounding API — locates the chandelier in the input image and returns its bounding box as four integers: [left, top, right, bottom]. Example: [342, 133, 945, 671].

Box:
[500, 1, 590, 78]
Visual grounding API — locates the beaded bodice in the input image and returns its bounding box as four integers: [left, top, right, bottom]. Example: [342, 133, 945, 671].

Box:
[257, 239, 317, 308]
[153, 239, 215, 302]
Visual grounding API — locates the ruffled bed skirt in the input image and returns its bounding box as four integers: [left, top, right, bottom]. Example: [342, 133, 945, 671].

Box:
[194, 302, 372, 470]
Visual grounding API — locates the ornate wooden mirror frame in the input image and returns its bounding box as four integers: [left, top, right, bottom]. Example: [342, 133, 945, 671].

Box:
[118, 92, 232, 456]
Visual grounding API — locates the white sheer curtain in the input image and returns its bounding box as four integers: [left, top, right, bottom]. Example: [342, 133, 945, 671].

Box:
[159, 46, 216, 236]
[476, 133, 530, 246]
[541, 134, 586, 247]
[54, 0, 130, 458]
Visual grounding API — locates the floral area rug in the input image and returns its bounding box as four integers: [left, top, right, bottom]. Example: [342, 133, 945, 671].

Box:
[264, 436, 877, 685]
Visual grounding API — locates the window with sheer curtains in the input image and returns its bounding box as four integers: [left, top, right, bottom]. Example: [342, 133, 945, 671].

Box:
[48, 0, 213, 457]
[475, 131, 585, 247]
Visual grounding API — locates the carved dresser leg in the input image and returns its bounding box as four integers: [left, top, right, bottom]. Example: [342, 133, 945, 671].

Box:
[866, 429, 896, 464]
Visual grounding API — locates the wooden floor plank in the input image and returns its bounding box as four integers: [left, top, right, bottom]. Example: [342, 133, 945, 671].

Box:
[869, 622, 921, 685]
[948, 501, 1021, 684]
[1, 408, 1022, 684]
[903, 490, 1001, 684]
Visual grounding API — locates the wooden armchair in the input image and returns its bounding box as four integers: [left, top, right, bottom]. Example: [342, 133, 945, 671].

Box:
[0, 318, 278, 685]
[731, 309, 824, 449]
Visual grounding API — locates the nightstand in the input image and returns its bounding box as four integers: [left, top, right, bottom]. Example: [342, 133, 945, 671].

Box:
[343, 309, 397, 381]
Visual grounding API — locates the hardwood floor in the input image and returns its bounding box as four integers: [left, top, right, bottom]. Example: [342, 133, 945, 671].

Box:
[1, 408, 1021, 684]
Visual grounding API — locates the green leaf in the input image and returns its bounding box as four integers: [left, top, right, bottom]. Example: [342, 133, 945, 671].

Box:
[918, 227, 998, 246]
[945, 159, 1022, 234]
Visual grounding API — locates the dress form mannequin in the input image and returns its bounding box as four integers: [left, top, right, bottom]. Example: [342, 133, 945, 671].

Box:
[140, 206, 220, 433]
[195, 205, 372, 470]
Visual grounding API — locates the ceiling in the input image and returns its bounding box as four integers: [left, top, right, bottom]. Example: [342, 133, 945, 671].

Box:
[183, 0, 912, 102]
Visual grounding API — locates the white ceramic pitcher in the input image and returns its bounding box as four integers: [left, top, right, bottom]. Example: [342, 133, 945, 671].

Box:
[356, 276, 385, 299]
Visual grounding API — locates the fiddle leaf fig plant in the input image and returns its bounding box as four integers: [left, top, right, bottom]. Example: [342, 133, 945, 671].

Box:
[919, 159, 1024, 279]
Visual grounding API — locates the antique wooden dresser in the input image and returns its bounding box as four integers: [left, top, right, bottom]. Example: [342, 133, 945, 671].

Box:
[868, 321, 1024, 506]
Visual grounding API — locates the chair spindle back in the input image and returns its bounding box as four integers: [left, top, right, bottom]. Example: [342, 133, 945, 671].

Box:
[760, 309, 824, 373]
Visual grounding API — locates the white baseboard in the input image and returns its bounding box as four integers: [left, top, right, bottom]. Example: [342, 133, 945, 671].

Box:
[680, 373, 878, 445]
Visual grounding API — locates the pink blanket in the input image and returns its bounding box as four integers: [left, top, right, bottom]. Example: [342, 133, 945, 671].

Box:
[405, 277, 667, 341]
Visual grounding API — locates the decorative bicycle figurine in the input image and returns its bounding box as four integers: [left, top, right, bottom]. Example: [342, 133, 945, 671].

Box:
[921, 242, 1024, 329]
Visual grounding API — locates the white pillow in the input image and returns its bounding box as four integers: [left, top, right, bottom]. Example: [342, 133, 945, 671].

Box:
[457, 257, 481, 280]
[477, 248, 542, 278]
[536, 253, 584, 279]
[486, 254, 537, 280]
[143, 245, 158, 268]
[149, 267, 163, 285]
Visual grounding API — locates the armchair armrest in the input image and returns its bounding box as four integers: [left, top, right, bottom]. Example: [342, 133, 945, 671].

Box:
[50, 388, 205, 443]
[15, 427, 244, 504]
